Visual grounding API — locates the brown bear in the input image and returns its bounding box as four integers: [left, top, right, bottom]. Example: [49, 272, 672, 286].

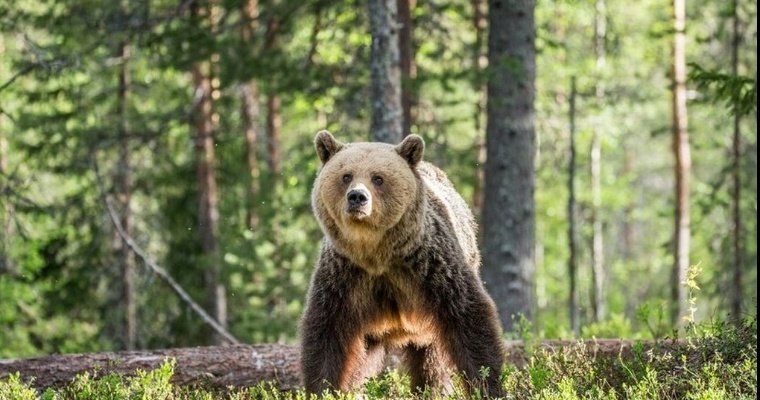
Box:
[300, 131, 506, 398]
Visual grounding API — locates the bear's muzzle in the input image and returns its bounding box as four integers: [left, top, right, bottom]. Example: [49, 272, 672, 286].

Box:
[346, 184, 372, 218]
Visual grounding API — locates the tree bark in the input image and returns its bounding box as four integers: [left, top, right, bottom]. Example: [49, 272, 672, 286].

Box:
[670, 0, 691, 327]
[590, 0, 606, 323]
[730, 0, 743, 324]
[568, 76, 579, 336]
[482, 0, 536, 333]
[191, 0, 226, 344]
[369, 0, 403, 143]
[471, 0, 487, 218]
[115, 36, 137, 351]
[397, 0, 416, 137]
[0, 340, 673, 391]
[241, 0, 261, 231]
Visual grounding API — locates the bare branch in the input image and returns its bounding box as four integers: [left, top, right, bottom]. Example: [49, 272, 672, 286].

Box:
[94, 162, 240, 345]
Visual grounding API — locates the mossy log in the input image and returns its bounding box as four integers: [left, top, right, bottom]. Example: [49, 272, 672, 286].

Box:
[0, 340, 667, 391]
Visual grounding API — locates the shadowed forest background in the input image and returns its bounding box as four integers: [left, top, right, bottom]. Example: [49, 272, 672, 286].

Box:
[0, 0, 756, 358]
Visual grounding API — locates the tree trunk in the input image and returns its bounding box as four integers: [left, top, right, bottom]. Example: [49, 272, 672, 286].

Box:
[0, 340, 669, 392]
[265, 17, 282, 178]
[670, 0, 691, 327]
[397, 0, 416, 137]
[0, 128, 13, 276]
[568, 76, 579, 336]
[307, 5, 323, 64]
[471, 0, 487, 218]
[482, 0, 536, 333]
[622, 144, 635, 260]
[369, 0, 403, 143]
[241, 0, 260, 231]
[0, 41, 14, 276]
[242, 85, 260, 231]
[266, 94, 282, 177]
[115, 37, 137, 351]
[590, 0, 606, 323]
[191, 0, 226, 344]
[730, 0, 743, 324]
[263, 12, 283, 284]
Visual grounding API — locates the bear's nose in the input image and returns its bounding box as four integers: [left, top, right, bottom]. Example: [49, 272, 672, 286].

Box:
[347, 189, 369, 207]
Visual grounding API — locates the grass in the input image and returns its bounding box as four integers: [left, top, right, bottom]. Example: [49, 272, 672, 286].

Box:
[1, 317, 756, 399]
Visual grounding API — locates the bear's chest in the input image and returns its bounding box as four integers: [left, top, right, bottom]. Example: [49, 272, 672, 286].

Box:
[356, 277, 437, 347]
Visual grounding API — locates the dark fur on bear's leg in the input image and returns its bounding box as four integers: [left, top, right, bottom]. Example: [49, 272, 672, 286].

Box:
[403, 344, 452, 396]
[416, 247, 506, 398]
[300, 257, 364, 394]
[435, 287, 506, 398]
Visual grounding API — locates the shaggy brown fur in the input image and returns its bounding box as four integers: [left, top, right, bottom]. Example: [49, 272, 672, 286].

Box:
[300, 131, 506, 398]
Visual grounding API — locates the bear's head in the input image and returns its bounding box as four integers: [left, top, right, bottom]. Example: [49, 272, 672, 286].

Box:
[311, 130, 425, 258]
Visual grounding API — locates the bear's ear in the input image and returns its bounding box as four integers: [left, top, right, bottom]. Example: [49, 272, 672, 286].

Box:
[314, 130, 344, 164]
[395, 134, 425, 167]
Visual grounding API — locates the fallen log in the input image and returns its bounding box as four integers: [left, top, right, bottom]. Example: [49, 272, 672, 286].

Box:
[0, 340, 669, 391]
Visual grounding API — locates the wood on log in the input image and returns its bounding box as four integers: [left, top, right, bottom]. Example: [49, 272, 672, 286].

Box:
[0, 340, 671, 391]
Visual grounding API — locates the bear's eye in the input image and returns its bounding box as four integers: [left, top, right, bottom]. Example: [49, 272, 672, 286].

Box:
[342, 174, 353, 184]
[372, 176, 384, 186]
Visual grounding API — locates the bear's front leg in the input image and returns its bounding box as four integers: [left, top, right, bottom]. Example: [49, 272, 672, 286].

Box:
[403, 344, 452, 395]
[429, 271, 506, 398]
[300, 264, 366, 394]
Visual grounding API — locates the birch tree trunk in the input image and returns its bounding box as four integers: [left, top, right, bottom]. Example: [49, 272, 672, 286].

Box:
[369, 0, 403, 143]
[670, 0, 691, 327]
[482, 0, 536, 333]
[590, 0, 606, 323]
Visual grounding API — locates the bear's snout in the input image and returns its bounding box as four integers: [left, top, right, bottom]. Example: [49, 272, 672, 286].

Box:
[346, 184, 372, 218]
[347, 190, 369, 207]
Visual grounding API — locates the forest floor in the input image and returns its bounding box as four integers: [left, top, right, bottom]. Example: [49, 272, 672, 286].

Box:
[0, 318, 756, 399]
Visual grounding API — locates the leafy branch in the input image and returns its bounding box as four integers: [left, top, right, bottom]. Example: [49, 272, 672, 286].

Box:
[688, 63, 757, 118]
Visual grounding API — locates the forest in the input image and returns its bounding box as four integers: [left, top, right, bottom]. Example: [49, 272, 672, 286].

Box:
[0, 0, 757, 383]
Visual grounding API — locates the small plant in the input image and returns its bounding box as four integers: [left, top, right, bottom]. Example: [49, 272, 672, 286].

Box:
[0, 373, 37, 400]
[681, 262, 703, 332]
[635, 301, 670, 339]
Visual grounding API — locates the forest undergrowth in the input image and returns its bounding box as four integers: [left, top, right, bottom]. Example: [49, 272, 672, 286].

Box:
[1, 317, 756, 400]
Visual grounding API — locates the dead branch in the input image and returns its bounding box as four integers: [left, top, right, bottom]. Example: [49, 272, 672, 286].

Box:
[94, 161, 240, 345]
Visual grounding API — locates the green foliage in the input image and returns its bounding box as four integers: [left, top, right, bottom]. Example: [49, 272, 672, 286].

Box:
[1, 318, 756, 399]
[0, 373, 37, 400]
[689, 63, 757, 117]
[0, 0, 756, 357]
[634, 302, 671, 340]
